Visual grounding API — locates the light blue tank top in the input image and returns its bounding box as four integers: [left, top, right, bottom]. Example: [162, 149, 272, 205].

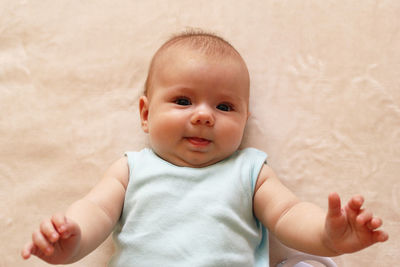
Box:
[109, 148, 269, 267]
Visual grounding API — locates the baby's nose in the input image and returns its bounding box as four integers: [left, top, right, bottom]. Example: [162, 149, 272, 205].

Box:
[190, 106, 215, 126]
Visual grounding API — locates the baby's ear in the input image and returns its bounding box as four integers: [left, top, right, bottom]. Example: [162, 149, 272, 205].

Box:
[139, 96, 149, 133]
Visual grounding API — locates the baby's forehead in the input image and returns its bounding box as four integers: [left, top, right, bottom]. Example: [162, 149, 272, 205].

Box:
[150, 46, 250, 98]
[145, 34, 249, 96]
[154, 46, 250, 90]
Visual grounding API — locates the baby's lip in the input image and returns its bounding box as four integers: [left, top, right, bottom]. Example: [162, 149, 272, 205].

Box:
[186, 137, 212, 146]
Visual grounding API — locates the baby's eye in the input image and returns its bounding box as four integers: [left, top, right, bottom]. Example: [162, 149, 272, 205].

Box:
[216, 103, 233, 112]
[174, 97, 191, 106]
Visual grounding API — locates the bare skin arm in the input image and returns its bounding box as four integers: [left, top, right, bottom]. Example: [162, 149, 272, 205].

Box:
[253, 164, 388, 256]
[21, 157, 129, 264]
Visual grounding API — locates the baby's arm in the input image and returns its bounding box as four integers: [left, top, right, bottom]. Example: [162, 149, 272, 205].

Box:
[21, 157, 129, 264]
[253, 164, 388, 256]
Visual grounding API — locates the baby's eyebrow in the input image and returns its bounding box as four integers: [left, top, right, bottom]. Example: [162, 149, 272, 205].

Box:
[166, 85, 193, 93]
[218, 93, 245, 103]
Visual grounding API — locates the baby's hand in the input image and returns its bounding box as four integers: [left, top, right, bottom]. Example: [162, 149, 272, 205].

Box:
[324, 193, 388, 254]
[21, 213, 81, 264]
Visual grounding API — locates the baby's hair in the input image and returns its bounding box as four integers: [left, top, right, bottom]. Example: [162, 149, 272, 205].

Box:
[144, 29, 244, 95]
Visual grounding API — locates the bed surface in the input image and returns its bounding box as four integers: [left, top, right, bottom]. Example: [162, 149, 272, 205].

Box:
[1, 1, 399, 266]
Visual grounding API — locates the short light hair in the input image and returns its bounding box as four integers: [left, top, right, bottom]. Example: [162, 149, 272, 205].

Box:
[144, 30, 246, 96]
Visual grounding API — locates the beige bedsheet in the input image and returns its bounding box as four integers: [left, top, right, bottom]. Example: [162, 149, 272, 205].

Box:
[1, 1, 399, 266]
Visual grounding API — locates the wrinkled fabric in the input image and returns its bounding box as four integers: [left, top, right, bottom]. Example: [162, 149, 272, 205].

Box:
[1, 1, 399, 266]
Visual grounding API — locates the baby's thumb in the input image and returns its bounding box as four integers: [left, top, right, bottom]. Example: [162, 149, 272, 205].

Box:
[327, 192, 342, 218]
[21, 242, 35, 260]
[59, 218, 81, 240]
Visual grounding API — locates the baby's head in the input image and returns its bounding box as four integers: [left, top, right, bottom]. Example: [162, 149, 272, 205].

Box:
[140, 31, 250, 167]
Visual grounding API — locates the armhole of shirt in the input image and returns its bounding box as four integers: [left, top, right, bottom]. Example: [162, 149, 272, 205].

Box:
[250, 150, 268, 195]
[124, 151, 137, 185]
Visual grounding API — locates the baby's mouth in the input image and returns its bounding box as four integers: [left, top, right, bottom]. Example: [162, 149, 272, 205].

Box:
[186, 137, 211, 146]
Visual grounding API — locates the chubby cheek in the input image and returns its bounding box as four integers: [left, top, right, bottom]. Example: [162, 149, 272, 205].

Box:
[147, 112, 183, 147]
[218, 120, 246, 150]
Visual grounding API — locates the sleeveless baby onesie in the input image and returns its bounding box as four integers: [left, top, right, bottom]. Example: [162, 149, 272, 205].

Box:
[109, 148, 269, 267]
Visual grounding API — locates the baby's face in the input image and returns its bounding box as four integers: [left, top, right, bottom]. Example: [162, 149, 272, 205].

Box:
[140, 47, 250, 167]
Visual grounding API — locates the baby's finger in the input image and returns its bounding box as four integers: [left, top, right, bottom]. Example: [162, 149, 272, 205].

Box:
[32, 230, 54, 256]
[21, 242, 35, 259]
[348, 195, 364, 211]
[40, 220, 59, 243]
[51, 213, 68, 235]
[327, 192, 342, 217]
[367, 217, 383, 230]
[356, 210, 373, 226]
[373, 230, 389, 243]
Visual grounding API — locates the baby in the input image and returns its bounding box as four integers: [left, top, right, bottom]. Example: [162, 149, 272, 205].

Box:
[22, 31, 388, 266]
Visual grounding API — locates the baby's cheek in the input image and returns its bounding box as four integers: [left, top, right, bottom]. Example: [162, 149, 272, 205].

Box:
[220, 123, 245, 148]
[148, 119, 179, 145]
